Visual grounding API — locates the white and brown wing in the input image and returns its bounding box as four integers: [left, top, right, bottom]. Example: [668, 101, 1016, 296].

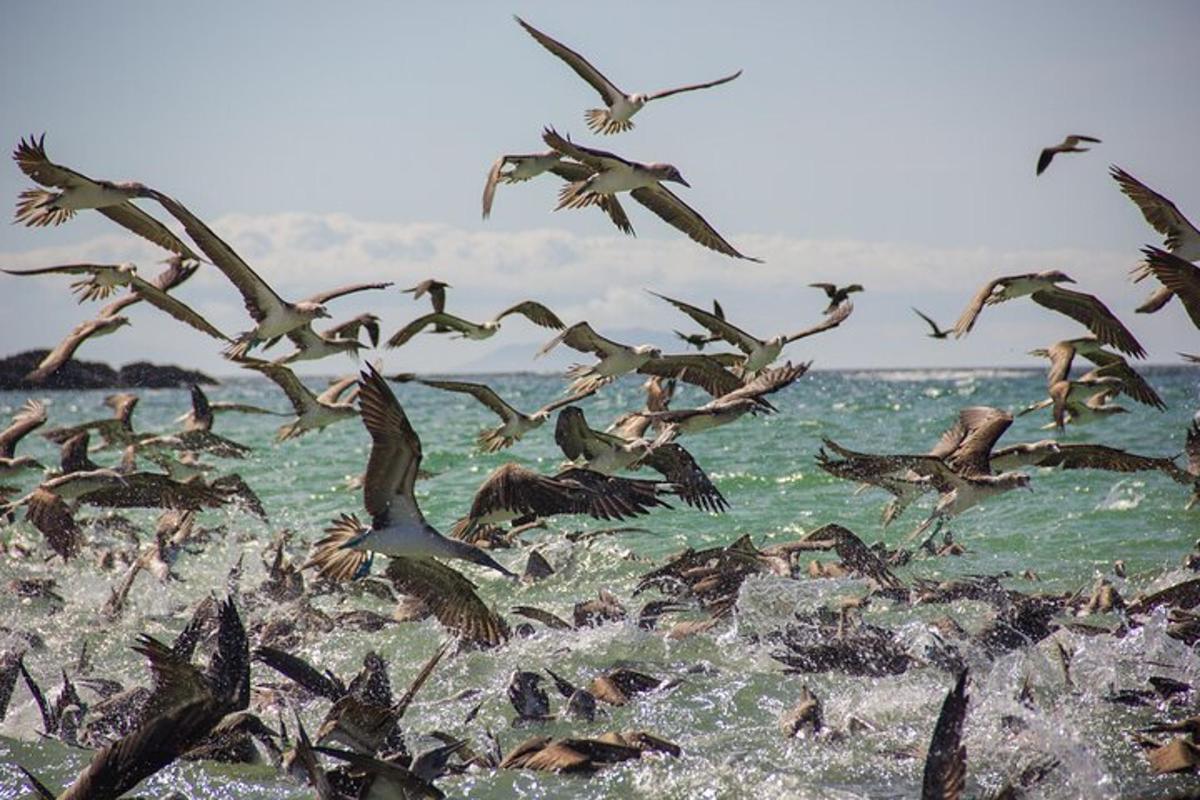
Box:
[385, 556, 510, 647]
[641, 443, 728, 512]
[921, 671, 969, 800]
[128, 275, 229, 340]
[515, 17, 625, 106]
[26, 316, 128, 384]
[239, 361, 319, 417]
[387, 312, 474, 348]
[630, 185, 761, 261]
[952, 276, 1007, 337]
[943, 407, 1012, 476]
[542, 128, 633, 172]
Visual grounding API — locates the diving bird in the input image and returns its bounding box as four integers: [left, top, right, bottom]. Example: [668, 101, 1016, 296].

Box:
[0, 400, 47, 479]
[555, 405, 727, 512]
[809, 283, 863, 314]
[238, 361, 358, 440]
[1141, 246, 1200, 330]
[538, 322, 661, 394]
[912, 308, 950, 339]
[142, 189, 386, 357]
[651, 291, 853, 373]
[1111, 166, 1200, 314]
[25, 315, 131, 386]
[3, 263, 228, 341]
[952, 271, 1144, 357]
[515, 16, 742, 135]
[387, 301, 563, 348]
[542, 128, 760, 261]
[11, 134, 201, 261]
[397, 376, 595, 453]
[1029, 337, 1164, 410]
[482, 151, 634, 233]
[1036, 135, 1100, 176]
[311, 364, 515, 579]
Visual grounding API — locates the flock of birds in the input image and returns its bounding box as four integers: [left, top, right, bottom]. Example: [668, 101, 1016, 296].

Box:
[0, 13, 1199, 799]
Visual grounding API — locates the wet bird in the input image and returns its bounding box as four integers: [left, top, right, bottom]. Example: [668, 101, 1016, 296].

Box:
[651, 291, 853, 373]
[1141, 246, 1200, 331]
[0, 400, 47, 479]
[555, 405, 727, 512]
[1036, 134, 1100, 175]
[387, 301, 564, 348]
[515, 16, 741, 136]
[810, 282, 863, 314]
[238, 361, 358, 440]
[3, 262, 228, 340]
[1111, 166, 1200, 314]
[397, 376, 595, 453]
[542, 128, 760, 261]
[952, 271, 1144, 357]
[912, 308, 950, 339]
[12, 134, 201, 261]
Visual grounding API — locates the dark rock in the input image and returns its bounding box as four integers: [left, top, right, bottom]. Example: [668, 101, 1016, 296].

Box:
[0, 350, 216, 390]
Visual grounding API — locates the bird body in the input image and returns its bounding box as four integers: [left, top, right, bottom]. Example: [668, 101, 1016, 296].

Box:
[1036, 134, 1100, 175]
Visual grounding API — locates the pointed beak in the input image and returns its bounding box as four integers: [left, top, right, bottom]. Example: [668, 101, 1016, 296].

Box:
[675, 177, 691, 188]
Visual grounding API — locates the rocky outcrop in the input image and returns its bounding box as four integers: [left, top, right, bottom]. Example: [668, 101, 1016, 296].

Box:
[0, 350, 217, 390]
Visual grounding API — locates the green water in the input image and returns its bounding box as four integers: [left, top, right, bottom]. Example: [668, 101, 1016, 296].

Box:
[0, 367, 1197, 798]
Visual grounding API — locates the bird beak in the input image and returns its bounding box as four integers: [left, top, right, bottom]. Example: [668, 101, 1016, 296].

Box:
[675, 177, 691, 188]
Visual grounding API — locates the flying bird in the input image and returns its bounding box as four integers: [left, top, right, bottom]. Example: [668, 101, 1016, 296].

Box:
[402, 279, 451, 313]
[1111, 166, 1200, 314]
[644, 362, 811, 439]
[1141, 246, 1200, 330]
[1036, 135, 1100, 176]
[24, 315, 131, 385]
[952, 271, 1144, 357]
[515, 16, 741, 135]
[538, 322, 661, 394]
[651, 291, 853, 373]
[238, 361, 358, 440]
[542, 128, 760, 261]
[387, 301, 563, 348]
[1028, 337, 1164, 410]
[0, 400, 47, 479]
[482, 151, 634, 233]
[398, 376, 594, 452]
[912, 307, 950, 338]
[12, 134, 201, 261]
[809, 283, 863, 314]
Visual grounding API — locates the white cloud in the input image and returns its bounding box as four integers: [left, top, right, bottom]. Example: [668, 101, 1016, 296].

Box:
[0, 211, 1191, 378]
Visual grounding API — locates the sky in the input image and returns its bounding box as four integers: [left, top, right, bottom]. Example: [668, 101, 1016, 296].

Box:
[1, 1, 1198, 376]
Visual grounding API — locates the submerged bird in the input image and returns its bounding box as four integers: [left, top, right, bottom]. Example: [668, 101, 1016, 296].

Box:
[542, 128, 760, 261]
[1036, 134, 1100, 176]
[515, 16, 741, 136]
[651, 290, 853, 373]
[809, 283, 863, 314]
[397, 376, 594, 452]
[952, 271, 1144, 357]
[309, 364, 515, 579]
[12, 134, 201, 261]
[1141, 246, 1200, 331]
[912, 308, 950, 339]
[1111, 166, 1200, 314]
[387, 301, 564, 348]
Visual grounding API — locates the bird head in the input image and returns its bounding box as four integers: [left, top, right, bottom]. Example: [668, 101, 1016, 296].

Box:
[297, 301, 331, 320]
[1042, 270, 1076, 284]
[649, 163, 690, 187]
[633, 345, 663, 359]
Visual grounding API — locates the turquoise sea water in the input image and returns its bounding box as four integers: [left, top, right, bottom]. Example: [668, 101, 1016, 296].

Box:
[0, 366, 1197, 798]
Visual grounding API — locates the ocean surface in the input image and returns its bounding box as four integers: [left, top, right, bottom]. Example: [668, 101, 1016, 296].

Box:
[0, 366, 1197, 799]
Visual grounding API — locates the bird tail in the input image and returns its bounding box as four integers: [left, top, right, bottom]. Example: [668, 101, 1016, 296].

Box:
[14, 189, 71, 227]
[556, 181, 601, 211]
[585, 108, 633, 135]
[223, 334, 258, 360]
[476, 428, 512, 454]
[303, 513, 373, 581]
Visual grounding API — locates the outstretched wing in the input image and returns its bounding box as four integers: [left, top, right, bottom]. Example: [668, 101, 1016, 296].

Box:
[784, 301, 854, 343]
[494, 300, 565, 329]
[1111, 166, 1200, 252]
[358, 365, 424, 525]
[1030, 287, 1145, 357]
[648, 291, 759, 353]
[645, 70, 742, 101]
[630, 184, 761, 261]
[515, 17, 625, 106]
[538, 321, 625, 358]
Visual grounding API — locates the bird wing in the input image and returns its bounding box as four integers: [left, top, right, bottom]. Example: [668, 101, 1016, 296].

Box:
[1082, 360, 1165, 410]
[325, 313, 380, 347]
[316, 375, 358, 405]
[911, 307, 945, 337]
[96, 203, 203, 261]
[1036, 148, 1056, 176]
[1111, 167, 1200, 251]
[302, 281, 393, 306]
[187, 384, 213, 432]
[645, 70, 743, 101]
[1041, 340, 1076, 386]
[482, 155, 508, 218]
[387, 312, 473, 348]
[1141, 246, 1200, 328]
[1034, 443, 1184, 479]
[952, 277, 1005, 336]
[944, 407, 1012, 476]
[712, 361, 810, 406]
[648, 291, 759, 353]
[554, 406, 598, 462]
[468, 463, 588, 520]
[637, 354, 741, 398]
[541, 128, 634, 171]
[143, 190, 287, 323]
[0, 400, 47, 458]
[630, 185, 761, 261]
[641, 443, 728, 513]
[1187, 421, 1200, 477]
[13, 134, 96, 189]
[537, 322, 625, 358]
[3, 263, 132, 303]
[494, 300, 565, 329]
[358, 365, 424, 524]
[784, 301, 854, 343]
[416, 379, 521, 423]
[239, 361, 318, 417]
[128, 275, 228, 340]
[27, 316, 125, 383]
[1030, 287, 1145, 357]
[515, 17, 625, 106]
[537, 388, 598, 417]
[385, 556, 509, 647]
[921, 671, 969, 800]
